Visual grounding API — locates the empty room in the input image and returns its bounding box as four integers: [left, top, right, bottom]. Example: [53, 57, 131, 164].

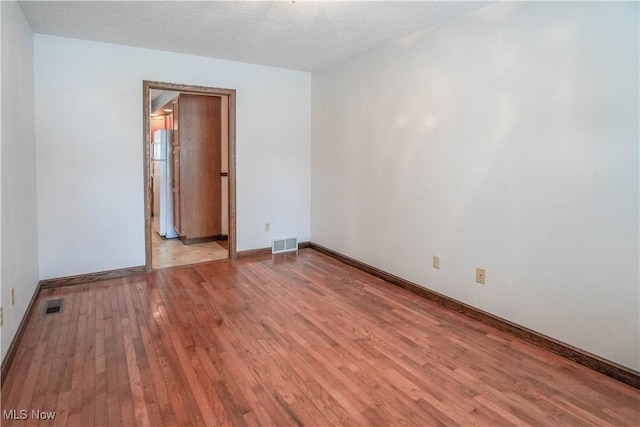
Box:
[1, 0, 639, 426]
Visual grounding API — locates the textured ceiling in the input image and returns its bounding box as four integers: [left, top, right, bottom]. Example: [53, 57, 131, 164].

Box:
[19, 1, 489, 72]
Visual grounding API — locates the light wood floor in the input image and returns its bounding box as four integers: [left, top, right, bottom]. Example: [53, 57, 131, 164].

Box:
[151, 229, 227, 269]
[2, 249, 638, 426]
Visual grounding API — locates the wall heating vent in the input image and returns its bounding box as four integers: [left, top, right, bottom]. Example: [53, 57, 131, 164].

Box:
[44, 298, 64, 315]
[272, 237, 298, 254]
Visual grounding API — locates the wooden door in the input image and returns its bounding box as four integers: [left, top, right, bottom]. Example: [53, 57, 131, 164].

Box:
[179, 94, 222, 240]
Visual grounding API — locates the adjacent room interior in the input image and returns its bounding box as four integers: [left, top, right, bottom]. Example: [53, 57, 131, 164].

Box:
[1, 0, 638, 425]
[148, 87, 232, 269]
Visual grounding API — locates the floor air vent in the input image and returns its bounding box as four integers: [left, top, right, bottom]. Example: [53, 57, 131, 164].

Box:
[44, 298, 64, 315]
[272, 237, 298, 254]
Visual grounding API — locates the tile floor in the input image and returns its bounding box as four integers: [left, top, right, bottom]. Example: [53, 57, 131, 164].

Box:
[151, 229, 228, 269]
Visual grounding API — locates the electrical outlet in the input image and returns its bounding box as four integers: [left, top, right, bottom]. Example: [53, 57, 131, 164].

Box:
[476, 268, 485, 285]
[264, 222, 270, 232]
[433, 255, 440, 269]
[11, 288, 15, 306]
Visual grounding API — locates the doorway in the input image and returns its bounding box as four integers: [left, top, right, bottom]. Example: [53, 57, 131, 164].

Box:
[143, 80, 237, 271]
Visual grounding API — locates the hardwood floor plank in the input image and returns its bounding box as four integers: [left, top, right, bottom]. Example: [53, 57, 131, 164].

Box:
[122, 332, 151, 427]
[139, 326, 176, 426]
[37, 291, 74, 427]
[103, 286, 123, 427]
[152, 273, 206, 427]
[65, 289, 90, 426]
[23, 321, 58, 427]
[51, 291, 81, 426]
[92, 288, 108, 427]
[168, 328, 223, 426]
[80, 289, 97, 427]
[2, 249, 638, 426]
[6, 314, 48, 413]
[126, 284, 165, 427]
[110, 284, 136, 426]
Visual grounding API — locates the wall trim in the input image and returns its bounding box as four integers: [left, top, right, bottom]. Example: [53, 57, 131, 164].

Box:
[1, 281, 42, 385]
[237, 241, 311, 259]
[39, 265, 146, 289]
[180, 234, 228, 245]
[308, 242, 640, 389]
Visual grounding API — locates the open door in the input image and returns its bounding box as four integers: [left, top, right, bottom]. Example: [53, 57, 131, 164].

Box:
[143, 81, 237, 271]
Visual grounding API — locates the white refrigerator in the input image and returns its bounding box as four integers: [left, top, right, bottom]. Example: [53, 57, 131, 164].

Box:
[152, 129, 179, 238]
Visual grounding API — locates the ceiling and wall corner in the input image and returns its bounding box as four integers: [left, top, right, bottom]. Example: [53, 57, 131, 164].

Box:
[1, 0, 39, 362]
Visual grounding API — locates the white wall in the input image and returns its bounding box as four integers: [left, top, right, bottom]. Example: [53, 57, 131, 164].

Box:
[35, 36, 311, 279]
[1, 1, 39, 361]
[311, 1, 639, 370]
